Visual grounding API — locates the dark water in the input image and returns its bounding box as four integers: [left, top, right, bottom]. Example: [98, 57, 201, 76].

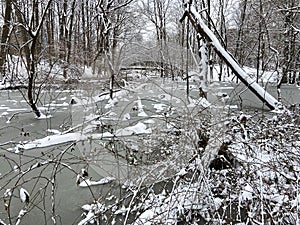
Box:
[208, 82, 300, 110]
[0, 82, 299, 224]
[0, 89, 122, 224]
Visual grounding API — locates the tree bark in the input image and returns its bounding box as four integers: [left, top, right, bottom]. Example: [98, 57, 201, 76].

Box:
[28, 40, 41, 118]
[234, 0, 247, 64]
[182, 2, 278, 110]
[65, 0, 76, 76]
[45, 8, 54, 59]
[0, 0, 12, 80]
[16, 0, 53, 117]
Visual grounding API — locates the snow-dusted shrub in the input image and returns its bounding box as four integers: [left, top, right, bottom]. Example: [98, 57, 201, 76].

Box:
[79, 107, 300, 225]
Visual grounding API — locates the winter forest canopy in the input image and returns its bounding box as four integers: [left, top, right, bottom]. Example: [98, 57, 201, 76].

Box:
[0, 0, 299, 224]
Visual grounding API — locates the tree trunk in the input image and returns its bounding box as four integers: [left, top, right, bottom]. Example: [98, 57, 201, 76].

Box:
[14, 4, 31, 71]
[45, 8, 54, 59]
[28, 52, 41, 118]
[182, 2, 278, 110]
[234, 0, 247, 64]
[65, 0, 76, 72]
[15, 0, 53, 117]
[256, 0, 263, 83]
[81, 0, 87, 65]
[281, 0, 296, 84]
[61, 0, 68, 79]
[0, 0, 12, 80]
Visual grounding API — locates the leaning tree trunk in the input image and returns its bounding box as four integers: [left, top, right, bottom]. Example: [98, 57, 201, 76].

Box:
[181, 1, 278, 110]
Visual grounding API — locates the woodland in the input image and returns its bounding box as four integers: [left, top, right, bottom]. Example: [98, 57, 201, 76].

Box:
[0, 0, 299, 224]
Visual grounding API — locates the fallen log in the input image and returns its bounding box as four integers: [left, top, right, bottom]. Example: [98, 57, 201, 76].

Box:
[181, 1, 279, 110]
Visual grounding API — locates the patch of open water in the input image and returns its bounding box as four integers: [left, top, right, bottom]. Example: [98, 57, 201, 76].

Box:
[0, 80, 298, 224]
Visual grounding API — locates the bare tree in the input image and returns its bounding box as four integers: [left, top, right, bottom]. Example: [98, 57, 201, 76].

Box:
[279, 0, 300, 84]
[0, 0, 12, 80]
[139, 0, 171, 77]
[10, 0, 54, 117]
[229, 0, 299, 85]
[56, 0, 77, 79]
[94, 0, 135, 98]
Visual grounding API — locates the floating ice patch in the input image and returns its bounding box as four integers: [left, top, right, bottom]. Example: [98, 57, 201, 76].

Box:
[19, 187, 30, 203]
[1, 112, 9, 116]
[88, 132, 114, 139]
[69, 96, 91, 106]
[7, 108, 28, 112]
[144, 119, 155, 124]
[81, 204, 92, 211]
[120, 97, 130, 102]
[79, 177, 115, 187]
[218, 86, 234, 90]
[138, 110, 147, 117]
[58, 97, 67, 101]
[37, 113, 53, 119]
[4, 189, 12, 197]
[136, 97, 148, 117]
[115, 122, 151, 136]
[105, 98, 118, 109]
[10, 132, 86, 151]
[153, 103, 167, 112]
[47, 129, 61, 134]
[0, 106, 9, 110]
[108, 111, 117, 117]
[225, 105, 238, 109]
[187, 97, 211, 108]
[6, 99, 18, 103]
[123, 113, 130, 120]
[44, 102, 69, 107]
[159, 93, 180, 103]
